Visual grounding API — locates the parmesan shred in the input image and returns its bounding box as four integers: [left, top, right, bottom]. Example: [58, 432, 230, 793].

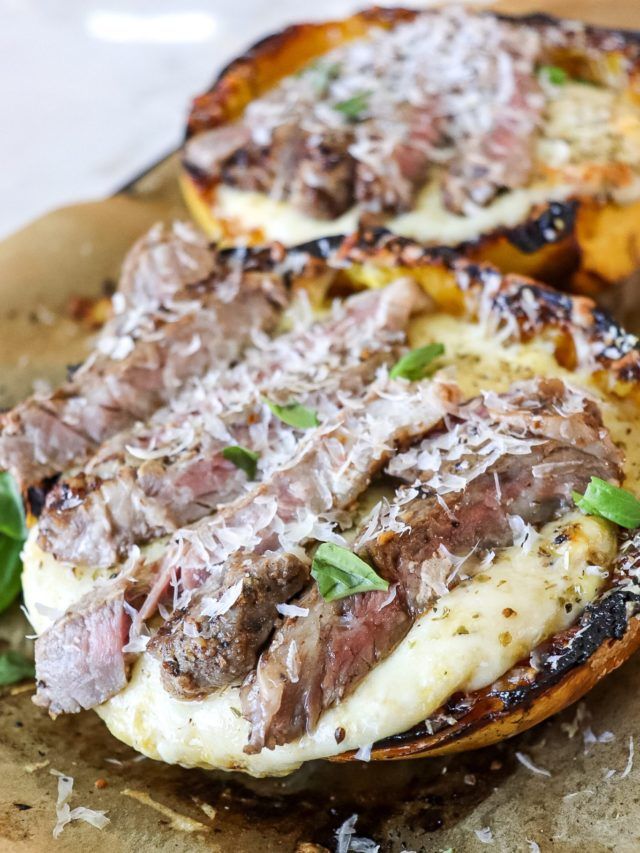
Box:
[527, 841, 541, 853]
[50, 770, 110, 839]
[192, 797, 217, 821]
[335, 814, 380, 853]
[354, 742, 373, 762]
[563, 789, 594, 800]
[276, 602, 310, 618]
[121, 789, 210, 833]
[515, 751, 552, 778]
[606, 736, 635, 781]
[200, 578, 243, 618]
[621, 736, 635, 779]
[562, 701, 616, 754]
[474, 826, 494, 844]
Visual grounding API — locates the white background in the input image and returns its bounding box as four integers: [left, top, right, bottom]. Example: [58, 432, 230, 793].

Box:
[0, 0, 455, 238]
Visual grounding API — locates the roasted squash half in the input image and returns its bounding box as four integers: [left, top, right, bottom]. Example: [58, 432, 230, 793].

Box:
[181, 8, 640, 294]
[23, 229, 640, 776]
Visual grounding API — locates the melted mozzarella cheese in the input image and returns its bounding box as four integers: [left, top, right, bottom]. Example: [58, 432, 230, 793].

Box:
[23, 513, 615, 776]
[211, 179, 576, 246]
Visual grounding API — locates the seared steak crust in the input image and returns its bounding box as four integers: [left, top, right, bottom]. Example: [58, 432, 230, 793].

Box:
[156, 552, 309, 696]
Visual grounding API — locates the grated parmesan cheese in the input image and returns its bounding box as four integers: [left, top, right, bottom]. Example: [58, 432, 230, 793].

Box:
[200, 578, 244, 618]
[276, 602, 309, 618]
[50, 770, 110, 839]
[335, 814, 380, 853]
[475, 826, 494, 844]
[354, 743, 373, 762]
[515, 751, 552, 777]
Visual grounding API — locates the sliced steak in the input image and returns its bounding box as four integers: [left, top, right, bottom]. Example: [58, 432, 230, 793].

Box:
[34, 576, 132, 716]
[158, 551, 309, 694]
[33, 376, 456, 713]
[353, 104, 439, 216]
[147, 376, 458, 699]
[241, 379, 622, 752]
[0, 260, 288, 491]
[219, 123, 357, 220]
[116, 221, 217, 314]
[37, 280, 425, 566]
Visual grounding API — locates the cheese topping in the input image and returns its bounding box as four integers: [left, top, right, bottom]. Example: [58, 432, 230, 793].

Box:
[23, 300, 639, 776]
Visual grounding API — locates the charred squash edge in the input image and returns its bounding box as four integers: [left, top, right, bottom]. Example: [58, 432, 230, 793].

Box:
[357, 575, 640, 761]
[180, 7, 640, 291]
[211, 227, 640, 760]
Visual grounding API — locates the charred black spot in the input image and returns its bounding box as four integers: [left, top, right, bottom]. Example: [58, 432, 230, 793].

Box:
[506, 201, 577, 254]
[496, 585, 639, 712]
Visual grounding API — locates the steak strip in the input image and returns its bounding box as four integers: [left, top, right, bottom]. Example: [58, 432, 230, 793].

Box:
[37, 280, 425, 567]
[0, 240, 288, 491]
[241, 378, 622, 752]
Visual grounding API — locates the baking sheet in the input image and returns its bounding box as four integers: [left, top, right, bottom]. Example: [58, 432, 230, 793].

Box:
[2, 2, 640, 850]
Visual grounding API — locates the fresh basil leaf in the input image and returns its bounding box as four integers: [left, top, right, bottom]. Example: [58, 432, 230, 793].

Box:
[265, 399, 319, 430]
[311, 543, 388, 602]
[539, 64, 567, 85]
[0, 535, 24, 614]
[573, 477, 640, 529]
[0, 472, 26, 540]
[222, 445, 259, 480]
[333, 90, 371, 121]
[390, 343, 445, 381]
[0, 649, 34, 686]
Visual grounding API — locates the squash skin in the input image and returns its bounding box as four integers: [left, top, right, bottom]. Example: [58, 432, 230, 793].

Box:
[181, 9, 640, 293]
[208, 228, 640, 762]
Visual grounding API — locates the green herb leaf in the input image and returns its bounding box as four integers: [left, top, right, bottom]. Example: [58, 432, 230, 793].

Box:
[333, 90, 372, 121]
[390, 343, 445, 381]
[0, 472, 26, 541]
[573, 477, 640, 529]
[265, 399, 319, 430]
[0, 534, 24, 614]
[539, 64, 567, 85]
[311, 543, 388, 602]
[222, 445, 259, 480]
[0, 472, 27, 614]
[0, 650, 34, 686]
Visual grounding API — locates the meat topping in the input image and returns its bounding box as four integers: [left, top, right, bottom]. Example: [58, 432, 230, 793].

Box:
[36, 279, 426, 567]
